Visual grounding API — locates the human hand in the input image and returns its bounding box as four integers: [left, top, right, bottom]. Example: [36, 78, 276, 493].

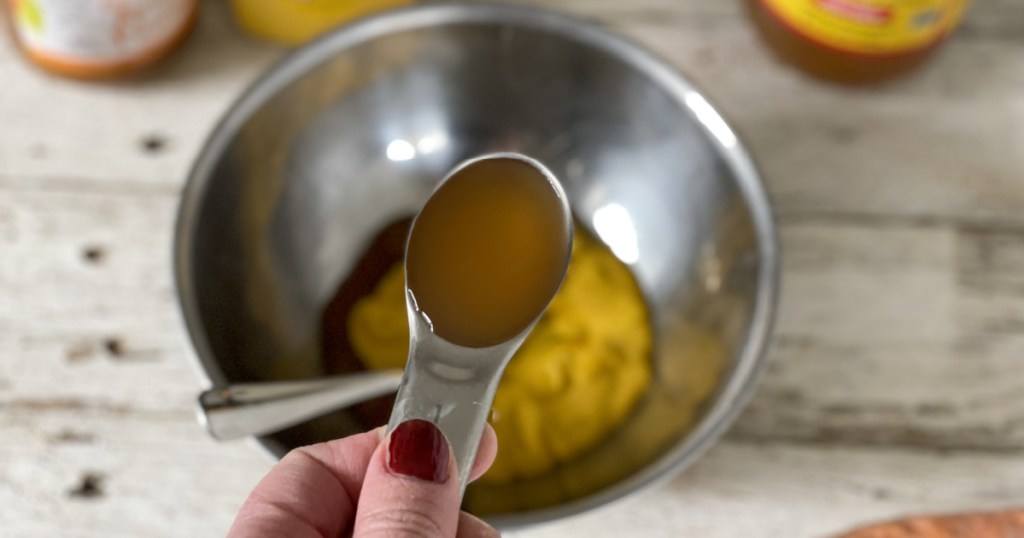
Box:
[228, 420, 499, 537]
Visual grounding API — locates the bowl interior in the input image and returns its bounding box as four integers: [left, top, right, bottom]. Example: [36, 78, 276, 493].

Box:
[178, 6, 772, 526]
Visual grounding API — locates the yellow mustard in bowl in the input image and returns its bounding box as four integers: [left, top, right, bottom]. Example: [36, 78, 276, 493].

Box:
[349, 228, 652, 483]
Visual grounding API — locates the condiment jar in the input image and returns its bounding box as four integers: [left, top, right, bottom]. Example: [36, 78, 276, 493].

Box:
[229, 0, 412, 46]
[748, 0, 971, 84]
[6, 0, 198, 78]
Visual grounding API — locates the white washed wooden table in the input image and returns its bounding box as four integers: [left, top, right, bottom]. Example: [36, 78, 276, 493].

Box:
[2, 1, 1024, 536]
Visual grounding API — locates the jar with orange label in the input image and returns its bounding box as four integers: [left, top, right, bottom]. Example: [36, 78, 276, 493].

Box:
[748, 0, 971, 84]
[6, 0, 199, 78]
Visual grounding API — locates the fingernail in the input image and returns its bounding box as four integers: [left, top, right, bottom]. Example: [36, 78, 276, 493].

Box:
[387, 419, 450, 483]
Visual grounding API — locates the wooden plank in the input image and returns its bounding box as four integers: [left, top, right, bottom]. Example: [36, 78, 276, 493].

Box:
[4, 169, 1024, 454]
[606, 7, 1024, 227]
[4, 172, 1024, 444]
[3, 170, 1024, 461]
[483, 0, 1024, 227]
[2, 0, 1022, 225]
[0, 403, 267, 537]
[6, 408, 1024, 538]
[735, 216, 1024, 451]
[1, 166, 1022, 538]
[0, 177, 186, 407]
[522, 439, 1024, 538]
[0, 178, 268, 536]
[0, 1, 283, 187]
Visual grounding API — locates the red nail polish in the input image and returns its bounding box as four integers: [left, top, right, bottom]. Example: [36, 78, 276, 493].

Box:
[388, 419, 450, 483]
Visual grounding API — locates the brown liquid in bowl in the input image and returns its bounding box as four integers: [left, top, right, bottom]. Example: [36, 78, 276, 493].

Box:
[405, 157, 570, 348]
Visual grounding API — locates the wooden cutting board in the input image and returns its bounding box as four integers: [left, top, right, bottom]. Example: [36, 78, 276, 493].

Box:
[838, 510, 1024, 538]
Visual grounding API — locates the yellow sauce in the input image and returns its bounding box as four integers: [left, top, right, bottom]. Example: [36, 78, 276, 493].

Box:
[350, 228, 652, 483]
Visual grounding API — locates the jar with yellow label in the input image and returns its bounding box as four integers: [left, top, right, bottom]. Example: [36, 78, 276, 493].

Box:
[749, 0, 971, 84]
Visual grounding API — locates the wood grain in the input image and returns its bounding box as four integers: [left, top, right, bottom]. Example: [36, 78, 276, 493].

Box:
[527, 0, 1024, 228]
[2, 0, 1024, 537]
[735, 217, 1024, 451]
[0, 1, 283, 187]
[522, 441, 1024, 538]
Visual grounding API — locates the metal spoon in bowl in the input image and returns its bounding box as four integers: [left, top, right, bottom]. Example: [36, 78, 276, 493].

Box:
[198, 369, 404, 442]
[198, 153, 571, 494]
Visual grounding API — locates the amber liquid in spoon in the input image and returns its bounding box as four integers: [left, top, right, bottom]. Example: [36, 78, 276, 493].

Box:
[405, 157, 570, 348]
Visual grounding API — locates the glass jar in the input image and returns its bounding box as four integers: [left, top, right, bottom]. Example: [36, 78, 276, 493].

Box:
[6, 0, 198, 78]
[748, 0, 971, 84]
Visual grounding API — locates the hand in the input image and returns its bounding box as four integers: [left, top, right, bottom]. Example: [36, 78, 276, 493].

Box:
[228, 420, 499, 537]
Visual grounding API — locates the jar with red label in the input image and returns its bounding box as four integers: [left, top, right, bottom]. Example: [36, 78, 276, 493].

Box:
[6, 0, 199, 78]
[748, 0, 971, 84]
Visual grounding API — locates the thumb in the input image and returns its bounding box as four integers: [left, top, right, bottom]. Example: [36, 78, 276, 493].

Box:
[352, 419, 469, 537]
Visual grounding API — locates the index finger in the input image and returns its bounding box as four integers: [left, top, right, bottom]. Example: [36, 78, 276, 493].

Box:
[228, 427, 383, 538]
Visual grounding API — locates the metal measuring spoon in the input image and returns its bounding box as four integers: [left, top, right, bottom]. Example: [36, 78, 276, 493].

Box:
[389, 152, 572, 493]
[197, 153, 571, 489]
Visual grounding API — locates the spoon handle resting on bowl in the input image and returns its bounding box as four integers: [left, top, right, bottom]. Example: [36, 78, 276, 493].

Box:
[198, 370, 404, 441]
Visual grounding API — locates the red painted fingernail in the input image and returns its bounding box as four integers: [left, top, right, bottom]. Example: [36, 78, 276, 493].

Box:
[387, 419, 450, 483]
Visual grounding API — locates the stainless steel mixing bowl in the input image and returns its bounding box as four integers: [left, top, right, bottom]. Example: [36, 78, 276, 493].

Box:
[174, 3, 778, 528]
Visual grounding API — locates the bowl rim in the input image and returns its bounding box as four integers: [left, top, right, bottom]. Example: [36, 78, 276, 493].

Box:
[174, 2, 780, 529]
